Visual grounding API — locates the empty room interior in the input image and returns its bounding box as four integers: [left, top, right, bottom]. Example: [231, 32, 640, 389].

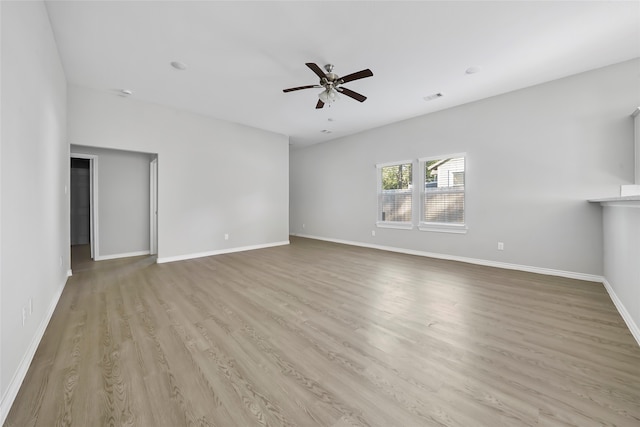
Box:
[2, 1, 640, 426]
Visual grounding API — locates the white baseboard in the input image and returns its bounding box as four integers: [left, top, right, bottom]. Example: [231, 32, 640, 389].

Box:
[0, 275, 68, 425]
[94, 250, 150, 261]
[294, 234, 603, 283]
[156, 240, 290, 264]
[602, 278, 640, 346]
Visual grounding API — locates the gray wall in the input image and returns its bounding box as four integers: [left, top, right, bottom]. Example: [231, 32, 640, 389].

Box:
[70, 145, 153, 259]
[68, 85, 289, 261]
[1, 1, 69, 419]
[603, 203, 640, 342]
[290, 59, 640, 277]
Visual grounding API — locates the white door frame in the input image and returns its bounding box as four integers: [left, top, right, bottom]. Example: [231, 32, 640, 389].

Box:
[70, 153, 99, 260]
[149, 157, 158, 256]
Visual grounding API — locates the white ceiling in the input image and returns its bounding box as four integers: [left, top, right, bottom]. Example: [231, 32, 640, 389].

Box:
[44, 1, 640, 147]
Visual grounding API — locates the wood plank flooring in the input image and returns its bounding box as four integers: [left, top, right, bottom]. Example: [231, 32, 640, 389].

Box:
[5, 237, 640, 426]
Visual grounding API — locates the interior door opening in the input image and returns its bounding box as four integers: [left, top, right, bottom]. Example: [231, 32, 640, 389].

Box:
[70, 154, 98, 270]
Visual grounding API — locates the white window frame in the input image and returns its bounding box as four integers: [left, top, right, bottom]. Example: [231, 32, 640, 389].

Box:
[418, 153, 468, 234]
[376, 160, 414, 230]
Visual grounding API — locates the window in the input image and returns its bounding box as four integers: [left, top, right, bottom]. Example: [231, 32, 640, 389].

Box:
[419, 154, 466, 233]
[377, 161, 413, 228]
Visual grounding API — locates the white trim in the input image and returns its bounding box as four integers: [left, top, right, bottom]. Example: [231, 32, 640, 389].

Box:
[375, 159, 414, 169]
[93, 158, 99, 259]
[0, 276, 68, 425]
[67, 269, 73, 277]
[418, 152, 467, 163]
[156, 240, 290, 264]
[418, 223, 468, 234]
[602, 278, 640, 346]
[94, 250, 151, 261]
[294, 234, 603, 283]
[376, 221, 414, 230]
[149, 158, 158, 255]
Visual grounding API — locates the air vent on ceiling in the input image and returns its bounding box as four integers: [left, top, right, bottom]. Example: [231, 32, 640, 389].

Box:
[170, 61, 188, 70]
[423, 93, 443, 101]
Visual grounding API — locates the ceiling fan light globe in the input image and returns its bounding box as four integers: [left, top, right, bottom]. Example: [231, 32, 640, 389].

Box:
[319, 88, 338, 104]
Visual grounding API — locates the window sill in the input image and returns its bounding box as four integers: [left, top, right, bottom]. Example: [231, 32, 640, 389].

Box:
[418, 223, 468, 234]
[376, 222, 414, 230]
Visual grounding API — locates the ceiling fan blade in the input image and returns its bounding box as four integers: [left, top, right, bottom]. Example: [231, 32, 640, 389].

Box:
[283, 85, 321, 93]
[306, 63, 327, 80]
[316, 99, 325, 109]
[339, 69, 373, 84]
[338, 87, 367, 102]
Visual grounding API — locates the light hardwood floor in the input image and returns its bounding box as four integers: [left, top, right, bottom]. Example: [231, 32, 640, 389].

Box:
[5, 237, 640, 426]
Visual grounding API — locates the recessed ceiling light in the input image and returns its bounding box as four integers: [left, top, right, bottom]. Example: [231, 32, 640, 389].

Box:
[170, 61, 187, 70]
[120, 89, 133, 96]
[423, 92, 443, 101]
[465, 66, 481, 74]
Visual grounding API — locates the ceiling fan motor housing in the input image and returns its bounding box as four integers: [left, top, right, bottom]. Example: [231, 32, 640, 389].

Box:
[323, 64, 339, 86]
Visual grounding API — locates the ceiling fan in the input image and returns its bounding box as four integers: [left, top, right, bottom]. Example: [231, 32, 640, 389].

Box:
[283, 63, 373, 109]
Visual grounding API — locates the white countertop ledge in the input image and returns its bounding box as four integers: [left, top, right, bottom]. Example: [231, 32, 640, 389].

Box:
[588, 195, 640, 203]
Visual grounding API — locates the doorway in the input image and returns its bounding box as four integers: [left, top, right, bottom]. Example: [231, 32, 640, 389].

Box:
[70, 158, 90, 245]
[70, 154, 98, 270]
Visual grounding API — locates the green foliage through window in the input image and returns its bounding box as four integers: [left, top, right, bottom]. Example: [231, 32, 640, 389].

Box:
[381, 163, 412, 190]
[424, 159, 441, 185]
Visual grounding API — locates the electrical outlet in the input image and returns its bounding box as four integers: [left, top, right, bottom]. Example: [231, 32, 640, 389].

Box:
[302, 223, 306, 229]
[224, 233, 229, 241]
[371, 230, 376, 237]
[497, 242, 504, 251]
